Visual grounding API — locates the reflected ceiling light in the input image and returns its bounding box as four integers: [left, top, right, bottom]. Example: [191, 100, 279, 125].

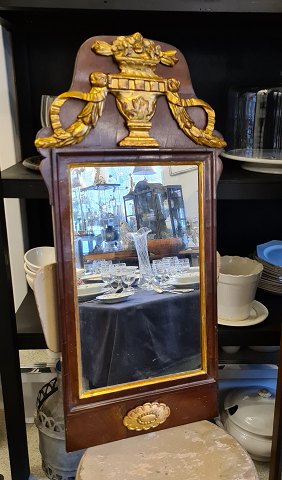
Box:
[132, 166, 156, 175]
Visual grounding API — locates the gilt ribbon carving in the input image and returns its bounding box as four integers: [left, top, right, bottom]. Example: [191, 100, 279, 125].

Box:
[35, 32, 226, 149]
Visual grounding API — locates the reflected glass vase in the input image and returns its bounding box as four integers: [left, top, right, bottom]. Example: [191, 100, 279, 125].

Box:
[127, 227, 154, 290]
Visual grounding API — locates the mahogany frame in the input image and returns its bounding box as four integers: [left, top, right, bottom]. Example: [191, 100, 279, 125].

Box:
[41, 147, 218, 451]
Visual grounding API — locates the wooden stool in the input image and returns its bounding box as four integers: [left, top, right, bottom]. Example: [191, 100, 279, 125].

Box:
[76, 420, 258, 480]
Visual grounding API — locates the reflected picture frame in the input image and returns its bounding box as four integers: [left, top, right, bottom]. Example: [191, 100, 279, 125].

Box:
[169, 165, 198, 176]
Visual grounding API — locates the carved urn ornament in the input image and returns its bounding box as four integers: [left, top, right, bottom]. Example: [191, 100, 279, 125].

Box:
[35, 32, 226, 150]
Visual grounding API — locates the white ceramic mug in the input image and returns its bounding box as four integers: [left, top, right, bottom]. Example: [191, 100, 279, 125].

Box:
[217, 256, 263, 321]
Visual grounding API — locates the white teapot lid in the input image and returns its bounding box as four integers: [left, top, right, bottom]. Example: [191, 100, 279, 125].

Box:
[223, 386, 275, 437]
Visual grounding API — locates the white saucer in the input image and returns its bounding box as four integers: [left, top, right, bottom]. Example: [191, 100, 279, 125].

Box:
[218, 300, 268, 327]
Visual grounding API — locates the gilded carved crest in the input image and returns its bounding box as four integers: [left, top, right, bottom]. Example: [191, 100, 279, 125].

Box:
[35, 32, 226, 149]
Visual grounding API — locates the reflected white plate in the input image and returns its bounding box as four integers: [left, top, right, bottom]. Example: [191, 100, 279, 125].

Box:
[171, 281, 199, 288]
[81, 273, 102, 282]
[170, 271, 200, 287]
[218, 300, 268, 327]
[77, 283, 106, 297]
[96, 291, 134, 304]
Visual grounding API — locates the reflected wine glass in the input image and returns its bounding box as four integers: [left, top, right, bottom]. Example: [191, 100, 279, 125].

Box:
[121, 270, 136, 292]
[101, 268, 112, 290]
[152, 260, 167, 286]
[109, 272, 121, 292]
[112, 262, 126, 271]
[178, 258, 191, 272]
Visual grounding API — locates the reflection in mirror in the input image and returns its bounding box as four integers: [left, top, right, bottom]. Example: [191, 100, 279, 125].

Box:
[70, 164, 201, 394]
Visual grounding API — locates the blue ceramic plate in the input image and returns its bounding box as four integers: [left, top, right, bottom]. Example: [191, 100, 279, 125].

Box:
[256, 240, 282, 267]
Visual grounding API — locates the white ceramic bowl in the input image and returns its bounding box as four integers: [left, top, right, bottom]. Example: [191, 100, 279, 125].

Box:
[221, 346, 241, 354]
[218, 256, 263, 321]
[219, 256, 263, 277]
[24, 246, 56, 272]
[24, 262, 36, 278]
[26, 274, 34, 290]
[249, 346, 279, 352]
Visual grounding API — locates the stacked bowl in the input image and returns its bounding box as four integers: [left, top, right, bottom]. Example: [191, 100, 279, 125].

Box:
[24, 246, 56, 290]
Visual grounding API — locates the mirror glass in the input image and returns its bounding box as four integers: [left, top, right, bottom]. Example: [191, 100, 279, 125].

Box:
[70, 163, 202, 395]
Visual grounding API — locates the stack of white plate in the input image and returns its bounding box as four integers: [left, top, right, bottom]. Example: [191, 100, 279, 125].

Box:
[170, 267, 200, 288]
[255, 240, 282, 295]
[24, 246, 56, 290]
[77, 282, 107, 301]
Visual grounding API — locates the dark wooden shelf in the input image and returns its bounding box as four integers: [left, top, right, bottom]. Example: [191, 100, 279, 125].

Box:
[15, 288, 282, 352]
[3, 161, 282, 348]
[1, 162, 48, 199]
[16, 289, 46, 349]
[218, 290, 282, 346]
[0, 0, 282, 13]
[3, 159, 282, 201]
[217, 158, 282, 200]
[218, 346, 280, 365]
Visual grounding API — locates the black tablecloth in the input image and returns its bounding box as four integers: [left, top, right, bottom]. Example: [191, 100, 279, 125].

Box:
[79, 289, 201, 389]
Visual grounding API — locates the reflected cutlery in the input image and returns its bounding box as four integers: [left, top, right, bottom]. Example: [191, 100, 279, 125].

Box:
[152, 285, 194, 294]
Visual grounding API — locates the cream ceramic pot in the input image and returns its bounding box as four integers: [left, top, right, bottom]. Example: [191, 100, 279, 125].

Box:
[217, 256, 263, 321]
[221, 386, 275, 462]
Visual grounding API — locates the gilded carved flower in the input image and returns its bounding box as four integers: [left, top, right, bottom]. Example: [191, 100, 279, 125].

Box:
[123, 402, 170, 431]
[92, 32, 178, 67]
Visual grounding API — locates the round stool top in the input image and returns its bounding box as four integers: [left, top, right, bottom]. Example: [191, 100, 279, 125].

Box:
[76, 420, 258, 480]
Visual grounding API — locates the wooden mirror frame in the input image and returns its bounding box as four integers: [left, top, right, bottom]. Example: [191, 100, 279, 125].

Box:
[37, 33, 224, 451]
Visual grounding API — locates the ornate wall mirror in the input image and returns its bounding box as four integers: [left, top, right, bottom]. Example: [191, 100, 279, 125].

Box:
[36, 33, 225, 451]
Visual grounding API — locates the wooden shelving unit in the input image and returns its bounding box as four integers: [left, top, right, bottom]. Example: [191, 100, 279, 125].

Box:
[2, 161, 282, 349]
[1, 3, 282, 479]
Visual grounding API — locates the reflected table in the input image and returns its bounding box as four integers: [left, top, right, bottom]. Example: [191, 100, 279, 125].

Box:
[79, 289, 201, 389]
